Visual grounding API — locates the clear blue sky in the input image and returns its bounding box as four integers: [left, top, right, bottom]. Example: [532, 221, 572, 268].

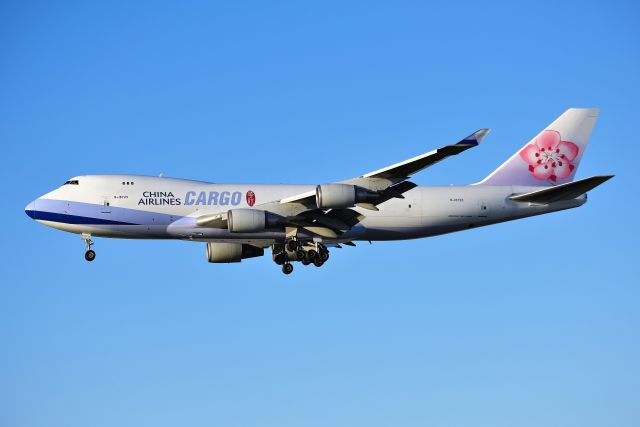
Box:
[1, 1, 639, 426]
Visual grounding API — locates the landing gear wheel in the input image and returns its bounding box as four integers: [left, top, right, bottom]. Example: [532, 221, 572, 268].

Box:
[274, 253, 286, 265]
[85, 250, 96, 262]
[282, 263, 294, 275]
[286, 240, 298, 252]
[307, 249, 317, 260]
[313, 258, 324, 267]
[296, 249, 306, 261]
[81, 233, 95, 262]
[320, 250, 329, 262]
[301, 259, 311, 266]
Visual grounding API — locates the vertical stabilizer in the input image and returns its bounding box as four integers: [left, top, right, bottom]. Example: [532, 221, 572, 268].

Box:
[478, 108, 599, 186]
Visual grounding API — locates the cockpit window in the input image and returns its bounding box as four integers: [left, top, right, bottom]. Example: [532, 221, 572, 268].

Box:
[63, 180, 79, 185]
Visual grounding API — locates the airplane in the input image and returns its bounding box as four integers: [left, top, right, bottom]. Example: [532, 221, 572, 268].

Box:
[25, 108, 612, 274]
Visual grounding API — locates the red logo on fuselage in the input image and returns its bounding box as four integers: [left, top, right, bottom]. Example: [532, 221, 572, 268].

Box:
[246, 190, 256, 207]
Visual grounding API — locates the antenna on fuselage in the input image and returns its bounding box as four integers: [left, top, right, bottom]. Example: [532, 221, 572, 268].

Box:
[159, 172, 164, 177]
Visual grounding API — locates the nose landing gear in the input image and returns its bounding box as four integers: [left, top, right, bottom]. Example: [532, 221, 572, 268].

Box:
[85, 250, 96, 261]
[82, 233, 96, 262]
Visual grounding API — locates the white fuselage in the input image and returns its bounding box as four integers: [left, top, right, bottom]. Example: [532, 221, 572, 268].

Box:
[25, 174, 586, 244]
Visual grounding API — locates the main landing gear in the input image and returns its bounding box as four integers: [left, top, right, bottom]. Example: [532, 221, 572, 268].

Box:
[272, 239, 331, 275]
[82, 233, 96, 262]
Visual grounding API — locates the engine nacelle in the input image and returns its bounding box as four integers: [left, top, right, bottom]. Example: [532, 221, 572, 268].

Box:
[315, 184, 378, 209]
[206, 242, 264, 263]
[227, 209, 280, 233]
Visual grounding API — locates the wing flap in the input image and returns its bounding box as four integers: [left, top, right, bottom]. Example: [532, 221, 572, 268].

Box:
[196, 212, 227, 228]
[280, 189, 316, 205]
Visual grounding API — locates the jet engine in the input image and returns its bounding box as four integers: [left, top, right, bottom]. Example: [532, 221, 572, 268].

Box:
[315, 184, 379, 209]
[206, 242, 264, 263]
[227, 209, 280, 233]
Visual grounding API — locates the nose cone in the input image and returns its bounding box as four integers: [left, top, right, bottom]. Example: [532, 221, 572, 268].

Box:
[25, 200, 37, 219]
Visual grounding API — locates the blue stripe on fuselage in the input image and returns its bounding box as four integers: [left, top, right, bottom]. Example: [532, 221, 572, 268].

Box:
[27, 210, 137, 225]
[30, 199, 182, 226]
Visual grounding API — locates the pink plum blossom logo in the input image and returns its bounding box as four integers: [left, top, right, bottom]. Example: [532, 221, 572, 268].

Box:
[519, 130, 579, 182]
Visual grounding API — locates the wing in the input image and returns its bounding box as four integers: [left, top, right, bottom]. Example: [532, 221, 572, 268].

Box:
[193, 129, 488, 239]
[281, 128, 488, 205]
[280, 128, 490, 204]
[343, 128, 489, 191]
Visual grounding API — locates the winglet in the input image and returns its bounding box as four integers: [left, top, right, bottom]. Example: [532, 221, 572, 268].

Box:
[460, 128, 490, 146]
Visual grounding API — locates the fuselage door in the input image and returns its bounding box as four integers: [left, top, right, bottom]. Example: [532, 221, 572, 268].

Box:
[101, 196, 112, 214]
[478, 200, 489, 218]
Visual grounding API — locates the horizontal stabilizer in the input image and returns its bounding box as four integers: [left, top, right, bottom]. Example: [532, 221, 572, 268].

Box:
[509, 175, 613, 204]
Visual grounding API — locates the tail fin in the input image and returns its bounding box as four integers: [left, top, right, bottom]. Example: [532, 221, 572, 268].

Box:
[478, 108, 600, 186]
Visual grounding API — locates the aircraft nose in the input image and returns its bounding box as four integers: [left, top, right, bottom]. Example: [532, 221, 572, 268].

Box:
[25, 199, 37, 219]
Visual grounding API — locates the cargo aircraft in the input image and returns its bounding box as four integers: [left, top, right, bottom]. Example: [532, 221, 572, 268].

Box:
[25, 109, 612, 274]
